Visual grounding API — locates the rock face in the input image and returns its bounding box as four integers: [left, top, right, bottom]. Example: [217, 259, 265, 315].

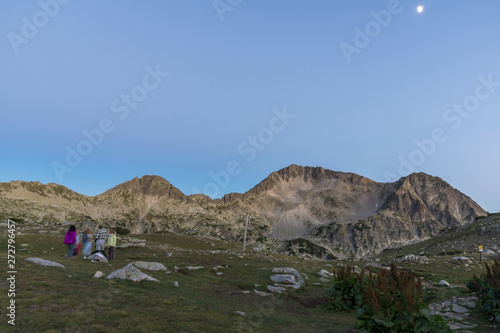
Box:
[0, 165, 487, 259]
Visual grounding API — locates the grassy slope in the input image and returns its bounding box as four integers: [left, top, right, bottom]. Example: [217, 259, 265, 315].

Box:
[1, 214, 499, 332]
[0, 227, 356, 333]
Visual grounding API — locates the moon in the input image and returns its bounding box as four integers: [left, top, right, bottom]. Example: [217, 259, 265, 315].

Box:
[417, 5, 424, 13]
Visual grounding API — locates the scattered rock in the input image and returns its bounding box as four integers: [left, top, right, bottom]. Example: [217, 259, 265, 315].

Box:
[184, 266, 204, 270]
[254, 289, 271, 296]
[318, 269, 333, 278]
[173, 281, 179, 287]
[25, 258, 65, 269]
[437, 280, 450, 287]
[267, 285, 286, 293]
[452, 304, 469, 314]
[106, 263, 159, 282]
[272, 267, 304, 285]
[319, 277, 330, 283]
[235, 311, 247, 317]
[93, 271, 105, 279]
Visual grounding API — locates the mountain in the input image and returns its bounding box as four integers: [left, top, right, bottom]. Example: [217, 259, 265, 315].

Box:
[0, 165, 488, 258]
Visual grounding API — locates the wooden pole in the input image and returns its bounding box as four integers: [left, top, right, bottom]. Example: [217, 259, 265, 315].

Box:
[243, 214, 249, 252]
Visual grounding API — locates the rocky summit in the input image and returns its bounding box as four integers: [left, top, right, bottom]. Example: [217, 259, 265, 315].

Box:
[0, 165, 487, 259]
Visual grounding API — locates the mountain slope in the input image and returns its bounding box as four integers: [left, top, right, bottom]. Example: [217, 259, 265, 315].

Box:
[0, 165, 488, 258]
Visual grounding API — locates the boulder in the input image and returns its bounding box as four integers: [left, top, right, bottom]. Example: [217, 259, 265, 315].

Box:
[272, 267, 304, 285]
[437, 280, 450, 287]
[106, 263, 159, 282]
[25, 258, 65, 269]
[270, 274, 296, 284]
[131, 261, 167, 271]
[93, 271, 105, 279]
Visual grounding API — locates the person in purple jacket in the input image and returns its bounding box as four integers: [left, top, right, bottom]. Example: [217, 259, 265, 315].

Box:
[63, 225, 77, 258]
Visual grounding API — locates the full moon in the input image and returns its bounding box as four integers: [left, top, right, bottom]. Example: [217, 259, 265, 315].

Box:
[417, 5, 424, 13]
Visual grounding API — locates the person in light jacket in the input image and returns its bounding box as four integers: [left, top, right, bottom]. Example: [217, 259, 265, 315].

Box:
[107, 229, 116, 260]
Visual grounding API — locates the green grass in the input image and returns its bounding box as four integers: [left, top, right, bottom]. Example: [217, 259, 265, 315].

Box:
[0, 227, 356, 332]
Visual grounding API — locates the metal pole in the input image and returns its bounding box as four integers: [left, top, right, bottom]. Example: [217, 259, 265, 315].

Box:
[243, 214, 249, 252]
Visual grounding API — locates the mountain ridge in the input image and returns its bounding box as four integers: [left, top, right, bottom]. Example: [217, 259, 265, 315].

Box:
[0, 165, 488, 259]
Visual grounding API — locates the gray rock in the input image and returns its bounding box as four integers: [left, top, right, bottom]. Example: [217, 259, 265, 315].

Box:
[254, 289, 271, 296]
[267, 285, 286, 293]
[441, 312, 463, 320]
[437, 280, 450, 287]
[25, 258, 65, 269]
[131, 261, 167, 271]
[106, 263, 159, 282]
[184, 266, 204, 270]
[270, 274, 296, 284]
[452, 304, 469, 314]
[93, 271, 105, 279]
[272, 267, 304, 285]
[461, 301, 477, 309]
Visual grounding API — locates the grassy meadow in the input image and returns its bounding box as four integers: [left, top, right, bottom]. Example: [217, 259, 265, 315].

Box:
[1, 219, 499, 332]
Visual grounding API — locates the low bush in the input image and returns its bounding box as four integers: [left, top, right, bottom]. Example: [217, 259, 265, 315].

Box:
[328, 264, 451, 332]
[467, 259, 500, 322]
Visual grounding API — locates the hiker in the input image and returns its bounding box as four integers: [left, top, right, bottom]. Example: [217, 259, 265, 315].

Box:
[73, 228, 82, 258]
[82, 228, 92, 258]
[95, 225, 108, 251]
[107, 229, 116, 261]
[63, 225, 77, 258]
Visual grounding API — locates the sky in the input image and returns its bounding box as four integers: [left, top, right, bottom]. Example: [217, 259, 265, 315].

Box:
[1, 0, 499, 212]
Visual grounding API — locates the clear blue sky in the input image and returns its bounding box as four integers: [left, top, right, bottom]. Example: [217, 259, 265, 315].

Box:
[1, 1, 499, 212]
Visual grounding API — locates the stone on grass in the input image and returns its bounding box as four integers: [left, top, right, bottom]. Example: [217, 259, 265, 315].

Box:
[452, 304, 469, 314]
[437, 280, 450, 287]
[319, 277, 330, 283]
[267, 285, 286, 293]
[173, 281, 179, 287]
[270, 274, 296, 284]
[26, 258, 65, 269]
[272, 267, 304, 285]
[319, 269, 332, 278]
[131, 261, 167, 271]
[254, 289, 271, 297]
[106, 263, 159, 282]
[275, 284, 301, 290]
[93, 271, 105, 279]
[235, 311, 247, 317]
[184, 266, 204, 270]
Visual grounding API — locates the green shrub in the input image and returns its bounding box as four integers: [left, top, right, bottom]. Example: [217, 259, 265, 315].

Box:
[328, 264, 451, 332]
[327, 266, 367, 311]
[467, 259, 500, 322]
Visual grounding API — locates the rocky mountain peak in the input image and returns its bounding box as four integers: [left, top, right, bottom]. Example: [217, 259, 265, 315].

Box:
[99, 175, 186, 200]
